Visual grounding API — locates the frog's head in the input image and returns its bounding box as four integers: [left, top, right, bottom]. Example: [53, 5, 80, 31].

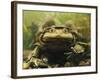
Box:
[35, 20, 80, 51]
[38, 20, 78, 47]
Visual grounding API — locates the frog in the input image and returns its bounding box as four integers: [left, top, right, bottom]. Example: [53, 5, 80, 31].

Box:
[23, 20, 90, 69]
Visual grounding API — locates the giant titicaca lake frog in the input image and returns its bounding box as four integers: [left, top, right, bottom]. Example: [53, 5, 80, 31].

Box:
[23, 20, 90, 69]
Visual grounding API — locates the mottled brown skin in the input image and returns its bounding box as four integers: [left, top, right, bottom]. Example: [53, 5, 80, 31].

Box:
[23, 21, 90, 69]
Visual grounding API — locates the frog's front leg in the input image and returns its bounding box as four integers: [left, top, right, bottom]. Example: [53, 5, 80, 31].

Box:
[65, 42, 90, 66]
[23, 46, 40, 69]
[23, 45, 49, 69]
[28, 46, 40, 60]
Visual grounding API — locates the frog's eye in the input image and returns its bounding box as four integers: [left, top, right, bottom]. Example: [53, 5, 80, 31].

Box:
[63, 28, 68, 33]
[48, 28, 55, 32]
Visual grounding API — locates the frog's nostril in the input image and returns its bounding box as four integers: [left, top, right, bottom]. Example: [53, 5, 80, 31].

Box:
[63, 28, 68, 33]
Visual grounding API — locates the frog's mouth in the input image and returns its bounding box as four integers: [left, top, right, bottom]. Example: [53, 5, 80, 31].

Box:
[40, 32, 75, 45]
[39, 34, 74, 51]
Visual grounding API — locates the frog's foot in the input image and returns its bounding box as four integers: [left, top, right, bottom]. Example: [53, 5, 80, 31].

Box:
[29, 57, 49, 68]
[79, 59, 91, 66]
[64, 62, 74, 67]
[23, 62, 30, 69]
